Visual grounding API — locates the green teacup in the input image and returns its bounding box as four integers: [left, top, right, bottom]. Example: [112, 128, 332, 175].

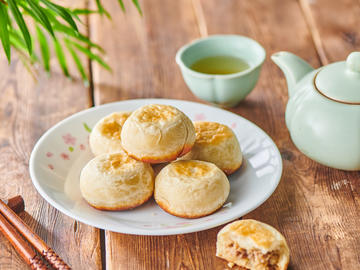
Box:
[176, 35, 266, 107]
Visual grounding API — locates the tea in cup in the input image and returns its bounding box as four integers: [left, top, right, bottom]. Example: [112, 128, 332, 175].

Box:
[176, 35, 266, 107]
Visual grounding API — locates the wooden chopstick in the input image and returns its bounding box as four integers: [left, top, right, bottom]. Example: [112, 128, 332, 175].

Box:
[4, 195, 25, 214]
[0, 212, 48, 269]
[0, 199, 71, 270]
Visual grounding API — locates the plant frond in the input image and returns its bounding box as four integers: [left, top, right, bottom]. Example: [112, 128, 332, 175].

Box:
[0, 4, 11, 62]
[36, 26, 50, 71]
[7, 0, 32, 53]
[54, 38, 69, 77]
[65, 39, 89, 85]
[26, 0, 55, 37]
[68, 39, 110, 71]
[0, 0, 143, 80]
[40, 0, 78, 31]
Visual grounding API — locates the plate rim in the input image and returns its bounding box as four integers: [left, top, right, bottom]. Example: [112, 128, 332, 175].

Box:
[29, 98, 283, 235]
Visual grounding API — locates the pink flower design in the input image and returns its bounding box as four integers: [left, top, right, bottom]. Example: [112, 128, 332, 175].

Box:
[46, 152, 53, 158]
[80, 144, 86, 150]
[194, 113, 206, 121]
[60, 153, 70, 160]
[62, 133, 76, 146]
[48, 164, 54, 170]
[231, 122, 237, 129]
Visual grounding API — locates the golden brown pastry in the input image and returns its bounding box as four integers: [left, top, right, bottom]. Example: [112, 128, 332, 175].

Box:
[89, 111, 131, 156]
[154, 160, 230, 218]
[121, 104, 196, 163]
[79, 152, 154, 210]
[216, 219, 290, 270]
[181, 121, 243, 174]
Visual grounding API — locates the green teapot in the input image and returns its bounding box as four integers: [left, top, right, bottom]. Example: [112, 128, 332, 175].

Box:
[272, 51, 360, 171]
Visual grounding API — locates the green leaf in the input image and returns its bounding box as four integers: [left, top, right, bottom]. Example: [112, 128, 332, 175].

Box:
[13, 47, 38, 80]
[19, 2, 60, 35]
[117, 0, 125, 12]
[9, 29, 38, 62]
[95, 0, 111, 18]
[7, 0, 32, 54]
[9, 30, 27, 50]
[54, 39, 69, 77]
[72, 9, 98, 15]
[26, 0, 55, 37]
[71, 41, 111, 71]
[36, 26, 50, 72]
[83, 123, 92, 133]
[0, 4, 11, 62]
[40, 0, 78, 32]
[65, 40, 89, 85]
[18, 3, 38, 19]
[10, 36, 38, 64]
[132, 0, 142, 16]
[53, 23, 104, 53]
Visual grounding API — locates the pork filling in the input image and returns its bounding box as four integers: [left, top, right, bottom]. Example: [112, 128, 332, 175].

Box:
[227, 242, 280, 270]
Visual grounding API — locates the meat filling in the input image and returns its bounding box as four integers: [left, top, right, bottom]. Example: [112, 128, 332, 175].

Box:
[226, 242, 280, 270]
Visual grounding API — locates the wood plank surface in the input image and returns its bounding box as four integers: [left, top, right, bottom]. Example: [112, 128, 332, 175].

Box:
[90, 1, 209, 269]
[299, 0, 360, 64]
[90, 0, 359, 269]
[2, 0, 359, 269]
[0, 1, 102, 269]
[200, 0, 360, 269]
[91, 0, 197, 104]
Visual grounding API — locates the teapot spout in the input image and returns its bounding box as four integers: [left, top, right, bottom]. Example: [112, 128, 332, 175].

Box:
[271, 52, 314, 98]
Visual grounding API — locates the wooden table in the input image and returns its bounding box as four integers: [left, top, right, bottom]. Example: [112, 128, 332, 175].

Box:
[0, 0, 359, 269]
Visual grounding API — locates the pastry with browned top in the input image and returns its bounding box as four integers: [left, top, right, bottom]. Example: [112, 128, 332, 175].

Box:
[181, 121, 243, 174]
[89, 111, 131, 156]
[216, 219, 290, 270]
[80, 152, 154, 210]
[121, 104, 196, 163]
[154, 160, 230, 218]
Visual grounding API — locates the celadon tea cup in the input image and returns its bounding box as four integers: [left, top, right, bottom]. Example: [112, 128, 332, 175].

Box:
[176, 35, 266, 107]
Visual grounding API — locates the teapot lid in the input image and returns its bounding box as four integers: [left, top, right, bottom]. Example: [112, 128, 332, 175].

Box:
[315, 52, 360, 104]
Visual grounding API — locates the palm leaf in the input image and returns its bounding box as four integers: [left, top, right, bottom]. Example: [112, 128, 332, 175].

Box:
[132, 0, 142, 15]
[1, 0, 143, 81]
[95, 0, 111, 18]
[117, 0, 125, 12]
[0, 4, 11, 62]
[70, 41, 110, 71]
[26, 0, 55, 37]
[54, 39, 69, 76]
[52, 23, 104, 53]
[7, 0, 32, 54]
[13, 46, 38, 80]
[9, 30, 38, 63]
[40, 0, 78, 32]
[38, 9, 100, 52]
[65, 39, 89, 85]
[36, 26, 50, 72]
[72, 9, 98, 15]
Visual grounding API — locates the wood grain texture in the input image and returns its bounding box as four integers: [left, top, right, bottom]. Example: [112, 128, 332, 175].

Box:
[0, 1, 101, 269]
[90, 0, 227, 269]
[201, 0, 360, 269]
[90, 0, 199, 104]
[91, 0, 360, 269]
[2, 0, 359, 269]
[299, 0, 360, 64]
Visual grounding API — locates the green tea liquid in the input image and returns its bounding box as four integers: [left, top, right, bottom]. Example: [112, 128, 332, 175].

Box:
[190, 56, 249, 75]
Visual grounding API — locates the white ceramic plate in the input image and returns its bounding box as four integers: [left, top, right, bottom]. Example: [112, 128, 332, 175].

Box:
[29, 99, 282, 235]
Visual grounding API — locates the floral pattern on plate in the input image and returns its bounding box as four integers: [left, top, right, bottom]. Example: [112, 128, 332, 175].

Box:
[30, 99, 282, 235]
